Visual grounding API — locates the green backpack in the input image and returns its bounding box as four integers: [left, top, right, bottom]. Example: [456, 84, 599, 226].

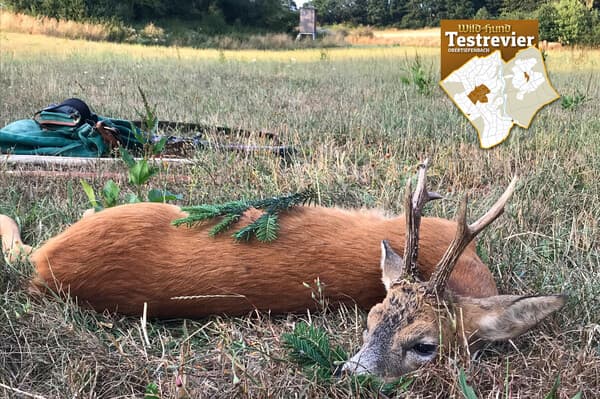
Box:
[0, 98, 141, 157]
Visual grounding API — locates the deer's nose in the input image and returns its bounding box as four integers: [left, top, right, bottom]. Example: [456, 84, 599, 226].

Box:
[342, 352, 375, 375]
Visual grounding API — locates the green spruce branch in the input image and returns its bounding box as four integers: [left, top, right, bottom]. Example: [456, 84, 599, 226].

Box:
[282, 322, 347, 382]
[172, 189, 317, 242]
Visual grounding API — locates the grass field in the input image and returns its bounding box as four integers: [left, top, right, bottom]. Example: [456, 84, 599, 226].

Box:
[0, 32, 599, 398]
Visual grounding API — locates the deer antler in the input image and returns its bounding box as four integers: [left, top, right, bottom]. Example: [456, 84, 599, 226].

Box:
[403, 159, 443, 279]
[426, 176, 518, 297]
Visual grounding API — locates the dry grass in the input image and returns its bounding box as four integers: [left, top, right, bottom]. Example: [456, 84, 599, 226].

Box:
[0, 33, 599, 398]
[0, 10, 112, 41]
[0, 31, 439, 63]
[347, 27, 441, 47]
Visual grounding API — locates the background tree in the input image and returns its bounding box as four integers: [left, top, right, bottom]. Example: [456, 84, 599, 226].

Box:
[480, 0, 503, 15]
[388, 0, 407, 26]
[537, 2, 560, 41]
[366, 0, 389, 25]
[555, 0, 588, 43]
[473, 6, 491, 18]
[400, 0, 441, 27]
[501, 0, 543, 14]
[441, 0, 475, 19]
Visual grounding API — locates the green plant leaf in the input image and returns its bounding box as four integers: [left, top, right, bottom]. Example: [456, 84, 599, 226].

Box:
[147, 189, 164, 202]
[129, 118, 149, 146]
[101, 180, 120, 208]
[144, 381, 159, 399]
[458, 367, 478, 399]
[400, 55, 433, 95]
[152, 136, 168, 155]
[381, 376, 414, 395]
[128, 160, 158, 186]
[128, 161, 146, 185]
[332, 345, 348, 363]
[138, 85, 158, 136]
[571, 392, 582, 399]
[80, 179, 101, 210]
[147, 189, 182, 203]
[133, 128, 148, 146]
[119, 147, 136, 168]
[163, 190, 182, 201]
[350, 374, 413, 396]
[544, 374, 561, 399]
[125, 193, 140, 203]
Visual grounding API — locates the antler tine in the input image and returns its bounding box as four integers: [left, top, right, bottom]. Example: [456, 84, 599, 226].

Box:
[427, 176, 519, 296]
[403, 158, 442, 278]
[470, 176, 518, 234]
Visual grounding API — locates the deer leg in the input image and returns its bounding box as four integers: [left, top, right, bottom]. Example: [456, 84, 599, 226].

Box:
[0, 214, 33, 265]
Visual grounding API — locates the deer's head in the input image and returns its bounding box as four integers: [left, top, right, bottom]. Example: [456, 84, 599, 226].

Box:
[342, 161, 565, 378]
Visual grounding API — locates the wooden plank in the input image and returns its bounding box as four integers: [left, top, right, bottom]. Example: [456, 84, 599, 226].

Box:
[0, 154, 193, 167]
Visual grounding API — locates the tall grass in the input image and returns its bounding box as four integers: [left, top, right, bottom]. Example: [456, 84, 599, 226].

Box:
[0, 10, 113, 41]
[0, 34, 598, 397]
[0, 31, 439, 63]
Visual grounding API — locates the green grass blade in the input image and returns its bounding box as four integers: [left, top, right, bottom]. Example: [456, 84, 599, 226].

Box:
[458, 368, 478, 399]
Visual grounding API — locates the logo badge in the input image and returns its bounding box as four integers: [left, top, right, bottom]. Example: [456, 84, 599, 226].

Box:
[439, 20, 559, 148]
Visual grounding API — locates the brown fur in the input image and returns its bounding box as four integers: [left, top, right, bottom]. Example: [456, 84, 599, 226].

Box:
[2, 202, 497, 318]
[453, 295, 566, 342]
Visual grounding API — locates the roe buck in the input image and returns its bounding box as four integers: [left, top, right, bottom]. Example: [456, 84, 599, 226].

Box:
[342, 162, 565, 378]
[0, 165, 500, 319]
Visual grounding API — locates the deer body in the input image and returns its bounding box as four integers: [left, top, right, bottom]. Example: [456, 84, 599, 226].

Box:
[2, 202, 497, 318]
[2, 160, 565, 379]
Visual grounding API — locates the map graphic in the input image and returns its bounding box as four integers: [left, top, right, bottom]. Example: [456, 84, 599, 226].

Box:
[440, 47, 559, 148]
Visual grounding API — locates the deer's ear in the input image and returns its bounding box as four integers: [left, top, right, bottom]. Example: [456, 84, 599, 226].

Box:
[459, 294, 566, 341]
[380, 240, 405, 291]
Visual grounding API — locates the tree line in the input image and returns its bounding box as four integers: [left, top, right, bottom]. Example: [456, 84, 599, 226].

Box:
[309, 0, 600, 43]
[3, 0, 297, 32]
[4, 0, 600, 44]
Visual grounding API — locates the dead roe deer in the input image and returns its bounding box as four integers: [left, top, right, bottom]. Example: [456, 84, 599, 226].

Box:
[1, 161, 564, 377]
[342, 162, 565, 378]
[1, 167, 499, 319]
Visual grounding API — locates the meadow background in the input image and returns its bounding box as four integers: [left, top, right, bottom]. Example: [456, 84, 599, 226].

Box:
[0, 28, 599, 397]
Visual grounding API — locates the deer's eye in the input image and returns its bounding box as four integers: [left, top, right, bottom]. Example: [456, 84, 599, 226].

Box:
[411, 343, 437, 357]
